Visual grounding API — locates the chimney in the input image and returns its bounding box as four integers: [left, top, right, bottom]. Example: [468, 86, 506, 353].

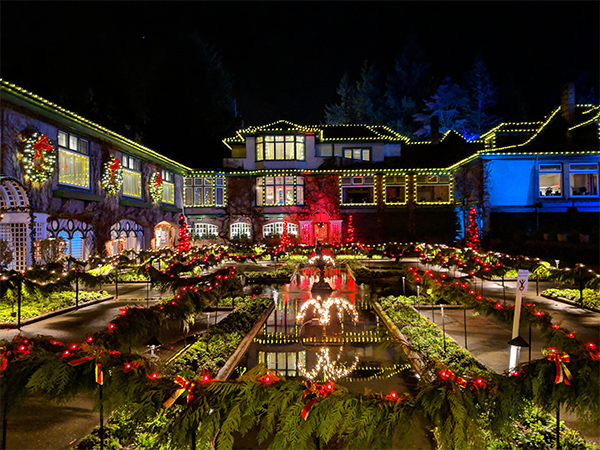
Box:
[431, 115, 440, 144]
[561, 83, 575, 124]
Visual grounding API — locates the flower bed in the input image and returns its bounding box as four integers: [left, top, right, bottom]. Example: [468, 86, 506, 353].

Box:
[542, 288, 600, 310]
[168, 296, 272, 378]
[377, 295, 597, 450]
[0, 290, 109, 322]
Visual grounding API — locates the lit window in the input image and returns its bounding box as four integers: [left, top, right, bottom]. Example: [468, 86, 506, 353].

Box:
[193, 223, 219, 239]
[256, 135, 306, 161]
[416, 174, 451, 203]
[385, 175, 406, 204]
[122, 155, 142, 198]
[58, 131, 90, 189]
[183, 176, 226, 207]
[538, 164, 562, 197]
[343, 148, 371, 161]
[569, 163, 598, 196]
[263, 222, 299, 237]
[161, 170, 174, 204]
[340, 175, 375, 205]
[256, 176, 304, 206]
[230, 222, 251, 240]
[258, 351, 305, 377]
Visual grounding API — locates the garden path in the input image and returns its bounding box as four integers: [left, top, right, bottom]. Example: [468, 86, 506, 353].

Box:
[1, 283, 230, 450]
[412, 259, 600, 446]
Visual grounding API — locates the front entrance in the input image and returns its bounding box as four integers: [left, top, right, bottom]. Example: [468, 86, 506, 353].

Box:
[313, 221, 329, 244]
[299, 210, 342, 245]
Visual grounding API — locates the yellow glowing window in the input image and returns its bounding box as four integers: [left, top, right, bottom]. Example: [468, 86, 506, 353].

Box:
[123, 169, 142, 198]
[162, 181, 175, 204]
[58, 149, 90, 189]
[256, 135, 306, 161]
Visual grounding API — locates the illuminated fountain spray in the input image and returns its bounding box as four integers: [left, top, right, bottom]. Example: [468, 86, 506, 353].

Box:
[296, 295, 360, 382]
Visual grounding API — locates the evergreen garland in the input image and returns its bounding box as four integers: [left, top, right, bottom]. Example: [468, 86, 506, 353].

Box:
[101, 157, 123, 194]
[149, 172, 163, 202]
[21, 131, 56, 183]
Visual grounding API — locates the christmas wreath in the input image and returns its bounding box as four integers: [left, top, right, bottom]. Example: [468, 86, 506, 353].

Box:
[149, 172, 163, 202]
[102, 157, 123, 194]
[21, 132, 56, 183]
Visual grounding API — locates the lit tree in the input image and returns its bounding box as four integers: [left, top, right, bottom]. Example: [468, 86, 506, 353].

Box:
[280, 217, 291, 248]
[346, 214, 355, 243]
[177, 214, 191, 252]
[466, 207, 480, 250]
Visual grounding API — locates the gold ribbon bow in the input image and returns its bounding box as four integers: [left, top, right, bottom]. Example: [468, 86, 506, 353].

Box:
[163, 375, 196, 408]
[301, 380, 334, 420]
[546, 352, 572, 385]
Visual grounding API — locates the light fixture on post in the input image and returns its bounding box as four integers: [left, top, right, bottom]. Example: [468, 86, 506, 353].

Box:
[507, 335, 529, 372]
[438, 298, 450, 352]
[145, 336, 162, 359]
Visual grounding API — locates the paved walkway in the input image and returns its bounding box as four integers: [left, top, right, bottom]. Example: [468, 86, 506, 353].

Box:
[413, 261, 600, 446]
[1, 283, 230, 450]
[2, 263, 599, 449]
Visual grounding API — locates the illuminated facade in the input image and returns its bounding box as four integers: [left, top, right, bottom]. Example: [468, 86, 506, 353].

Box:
[0, 80, 186, 269]
[1, 78, 598, 267]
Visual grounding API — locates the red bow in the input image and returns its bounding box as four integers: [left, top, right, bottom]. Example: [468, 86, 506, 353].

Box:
[33, 134, 52, 159]
[546, 352, 572, 385]
[301, 380, 334, 420]
[163, 375, 196, 408]
[109, 158, 120, 173]
[155, 173, 163, 186]
[68, 352, 103, 385]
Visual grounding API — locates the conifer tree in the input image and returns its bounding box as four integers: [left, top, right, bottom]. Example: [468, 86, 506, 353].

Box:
[464, 56, 498, 136]
[413, 77, 471, 138]
[177, 215, 191, 252]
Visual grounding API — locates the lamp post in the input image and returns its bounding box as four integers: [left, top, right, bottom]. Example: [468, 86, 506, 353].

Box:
[507, 335, 529, 372]
[145, 337, 162, 359]
[416, 285, 420, 314]
[463, 305, 468, 349]
[438, 299, 449, 352]
[402, 276, 406, 297]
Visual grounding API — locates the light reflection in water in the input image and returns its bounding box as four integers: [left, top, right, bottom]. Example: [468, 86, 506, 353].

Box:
[298, 346, 360, 382]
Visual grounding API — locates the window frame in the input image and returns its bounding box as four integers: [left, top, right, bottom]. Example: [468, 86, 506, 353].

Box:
[340, 175, 376, 206]
[537, 163, 564, 198]
[183, 175, 226, 207]
[263, 221, 299, 237]
[568, 163, 599, 197]
[230, 222, 252, 240]
[193, 223, 219, 240]
[255, 135, 306, 162]
[256, 175, 304, 206]
[342, 147, 371, 162]
[57, 130, 90, 190]
[384, 175, 407, 205]
[415, 174, 452, 204]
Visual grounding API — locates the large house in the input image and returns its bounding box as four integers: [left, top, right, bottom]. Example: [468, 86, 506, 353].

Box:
[1, 79, 598, 269]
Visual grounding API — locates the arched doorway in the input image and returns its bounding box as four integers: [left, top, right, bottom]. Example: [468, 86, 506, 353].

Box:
[311, 210, 330, 245]
[299, 210, 342, 245]
[110, 219, 144, 255]
[154, 221, 174, 249]
[0, 176, 34, 270]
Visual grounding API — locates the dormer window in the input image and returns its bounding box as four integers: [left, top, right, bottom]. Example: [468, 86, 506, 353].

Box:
[256, 135, 305, 161]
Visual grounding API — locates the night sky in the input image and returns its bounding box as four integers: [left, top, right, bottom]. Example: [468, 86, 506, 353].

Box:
[2, 2, 598, 168]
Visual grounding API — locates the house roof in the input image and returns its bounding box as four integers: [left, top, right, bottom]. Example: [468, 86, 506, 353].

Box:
[479, 105, 600, 155]
[1, 80, 193, 175]
[223, 120, 408, 148]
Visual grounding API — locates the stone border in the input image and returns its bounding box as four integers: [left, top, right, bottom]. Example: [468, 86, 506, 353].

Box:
[216, 301, 276, 380]
[371, 300, 436, 382]
[0, 295, 114, 329]
[540, 294, 600, 313]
